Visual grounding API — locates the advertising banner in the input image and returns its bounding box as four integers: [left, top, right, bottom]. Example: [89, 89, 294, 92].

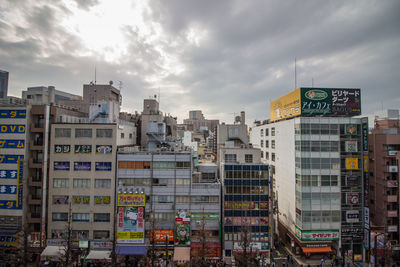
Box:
[175, 210, 191, 246]
[295, 227, 339, 241]
[345, 141, 358, 152]
[0, 140, 24, 149]
[301, 88, 332, 115]
[0, 125, 25, 133]
[95, 162, 112, 171]
[345, 124, 358, 135]
[54, 161, 70, 171]
[346, 210, 360, 223]
[74, 145, 91, 154]
[346, 193, 360, 205]
[96, 145, 112, 154]
[387, 180, 398, 187]
[363, 156, 369, 172]
[270, 88, 301, 122]
[0, 155, 24, 164]
[0, 109, 26, 118]
[55, 145, 70, 153]
[117, 194, 145, 206]
[362, 121, 368, 151]
[346, 158, 359, 170]
[91, 241, 112, 250]
[388, 225, 398, 232]
[94, 196, 111, 205]
[117, 206, 145, 243]
[346, 175, 359, 186]
[53, 195, 69, 204]
[0, 185, 17, 194]
[74, 162, 91, 171]
[0, 231, 19, 248]
[331, 89, 361, 115]
[151, 230, 174, 242]
[191, 213, 219, 221]
[73, 196, 90, 205]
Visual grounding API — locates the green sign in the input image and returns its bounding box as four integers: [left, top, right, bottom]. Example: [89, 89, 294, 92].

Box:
[301, 88, 332, 115]
[296, 226, 339, 241]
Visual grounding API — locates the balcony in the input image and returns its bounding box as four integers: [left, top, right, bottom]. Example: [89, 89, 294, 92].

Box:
[28, 176, 42, 187]
[28, 195, 42, 205]
[30, 123, 44, 132]
[29, 159, 43, 169]
[30, 142, 44, 150]
[387, 195, 398, 202]
[26, 213, 41, 223]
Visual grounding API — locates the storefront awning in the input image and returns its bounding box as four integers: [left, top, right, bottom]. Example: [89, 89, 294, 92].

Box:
[302, 247, 332, 253]
[41, 246, 65, 258]
[86, 250, 111, 260]
[116, 245, 147, 256]
[173, 247, 190, 262]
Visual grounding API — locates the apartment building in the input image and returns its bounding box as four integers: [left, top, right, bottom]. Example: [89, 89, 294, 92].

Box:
[45, 123, 120, 259]
[116, 148, 221, 265]
[251, 88, 368, 263]
[369, 110, 400, 253]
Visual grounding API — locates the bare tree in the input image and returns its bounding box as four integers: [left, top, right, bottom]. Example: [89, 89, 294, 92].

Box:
[17, 222, 30, 267]
[192, 212, 210, 267]
[60, 202, 73, 266]
[233, 221, 257, 266]
[146, 217, 158, 267]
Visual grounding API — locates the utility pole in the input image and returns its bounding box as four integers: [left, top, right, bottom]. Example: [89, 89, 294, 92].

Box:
[165, 235, 168, 267]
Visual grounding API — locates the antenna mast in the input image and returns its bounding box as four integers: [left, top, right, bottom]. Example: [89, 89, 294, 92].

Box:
[94, 66, 97, 85]
[294, 57, 297, 90]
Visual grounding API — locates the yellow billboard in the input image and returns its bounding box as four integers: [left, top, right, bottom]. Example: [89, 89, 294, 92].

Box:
[270, 88, 301, 122]
[346, 158, 359, 170]
[363, 156, 369, 172]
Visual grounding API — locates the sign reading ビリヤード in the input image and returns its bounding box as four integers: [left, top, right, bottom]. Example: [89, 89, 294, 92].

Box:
[301, 88, 332, 115]
[331, 89, 361, 115]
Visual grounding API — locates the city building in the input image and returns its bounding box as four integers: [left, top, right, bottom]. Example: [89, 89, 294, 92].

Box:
[251, 88, 369, 263]
[0, 70, 9, 99]
[183, 110, 219, 133]
[116, 147, 221, 265]
[369, 110, 400, 254]
[45, 123, 123, 259]
[22, 86, 82, 105]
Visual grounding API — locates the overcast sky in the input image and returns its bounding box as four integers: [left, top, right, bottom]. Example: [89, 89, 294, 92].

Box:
[1, 0, 399, 124]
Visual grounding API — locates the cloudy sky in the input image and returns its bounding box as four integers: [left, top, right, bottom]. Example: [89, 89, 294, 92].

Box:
[1, 0, 399, 124]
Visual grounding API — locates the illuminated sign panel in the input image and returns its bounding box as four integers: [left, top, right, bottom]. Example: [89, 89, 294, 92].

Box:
[270, 88, 301, 122]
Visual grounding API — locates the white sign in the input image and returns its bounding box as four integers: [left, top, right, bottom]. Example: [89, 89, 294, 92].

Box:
[364, 207, 370, 230]
[346, 210, 360, 223]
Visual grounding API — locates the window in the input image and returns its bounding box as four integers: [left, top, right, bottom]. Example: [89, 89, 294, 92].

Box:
[176, 162, 190, 168]
[72, 213, 90, 222]
[53, 195, 69, 204]
[129, 133, 133, 139]
[176, 196, 190, 203]
[266, 152, 269, 160]
[75, 128, 92, 138]
[245, 154, 253, 163]
[52, 213, 68, 222]
[261, 151, 263, 158]
[53, 179, 69, 188]
[152, 195, 174, 203]
[96, 129, 113, 138]
[55, 128, 71, 138]
[73, 179, 91, 188]
[265, 140, 269, 148]
[72, 230, 89, 239]
[94, 213, 110, 222]
[94, 231, 110, 239]
[94, 196, 111, 205]
[271, 127, 275, 136]
[149, 212, 175, 222]
[153, 162, 175, 169]
[260, 129, 264, 137]
[73, 196, 90, 205]
[265, 128, 269, 136]
[95, 179, 111, 188]
[228, 127, 239, 137]
[225, 154, 237, 163]
[271, 140, 275, 149]
[121, 133, 124, 139]
[272, 153, 275, 162]
[176, 178, 190, 186]
[260, 140, 264, 147]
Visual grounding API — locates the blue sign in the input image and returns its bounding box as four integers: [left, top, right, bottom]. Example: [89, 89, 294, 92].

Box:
[0, 155, 24, 164]
[0, 185, 17, 194]
[0, 140, 24, 149]
[0, 200, 21, 210]
[95, 162, 112, 171]
[54, 161, 70, 171]
[0, 170, 18, 179]
[17, 159, 23, 208]
[74, 162, 91, 171]
[0, 110, 26, 119]
[0, 125, 26, 133]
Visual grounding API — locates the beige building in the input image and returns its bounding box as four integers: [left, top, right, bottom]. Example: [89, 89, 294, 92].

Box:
[47, 123, 120, 248]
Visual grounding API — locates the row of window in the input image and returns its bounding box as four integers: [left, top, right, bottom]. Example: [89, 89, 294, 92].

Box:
[55, 128, 113, 138]
[51, 229, 109, 240]
[52, 213, 110, 222]
[295, 157, 340, 169]
[224, 195, 269, 201]
[224, 170, 267, 179]
[224, 226, 269, 233]
[295, 174, 339, 187]
[224, 210, 269, 217]
[295, 140, 339, 152]
[294, 123, 339, 135]
[225, 186, 268, 194]
[260, 140, 275, 149]
[299, 210, 341, 223]
[53, 178, 111, 188]
[118, 178, 191, 187]
[259, 128, 275, 137]
[53, 195, 110, 205]
[224, 154, 253, 163]
[224, 179, 268, 186]
[261, 151, 275, 161]
[118, 161, 190, 169]
[150, 195, 219, 203]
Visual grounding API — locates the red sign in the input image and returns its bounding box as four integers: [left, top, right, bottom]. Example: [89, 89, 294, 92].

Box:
[151, 230, 174, 242]
[118, 207, 124, 228]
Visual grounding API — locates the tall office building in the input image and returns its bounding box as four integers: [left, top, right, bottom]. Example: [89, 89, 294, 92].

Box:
[251, 88, 369, 263]
[0, 70, 9, 99]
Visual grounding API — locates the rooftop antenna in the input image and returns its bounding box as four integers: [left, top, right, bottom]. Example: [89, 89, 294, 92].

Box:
[94, 66, 97, 85]
[294, 57, 297, 90]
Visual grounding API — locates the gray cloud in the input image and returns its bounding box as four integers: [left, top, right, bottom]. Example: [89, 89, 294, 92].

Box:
[1, 0, 399, 124]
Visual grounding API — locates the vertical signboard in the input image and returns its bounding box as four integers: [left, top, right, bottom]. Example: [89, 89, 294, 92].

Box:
[361, 118, 370, 250]
[175, 210, 191, 246]
[116, 194, 145, 244]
